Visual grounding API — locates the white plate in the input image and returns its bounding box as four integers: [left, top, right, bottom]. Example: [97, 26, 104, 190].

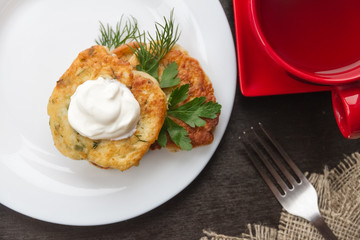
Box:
[0, 0, 236, 226]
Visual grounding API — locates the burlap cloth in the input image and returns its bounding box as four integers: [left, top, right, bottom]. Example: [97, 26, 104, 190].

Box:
[201, 152, 360, 240]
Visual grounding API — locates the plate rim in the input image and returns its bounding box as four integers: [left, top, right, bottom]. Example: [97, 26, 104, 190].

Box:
[0, 0, 237, 226]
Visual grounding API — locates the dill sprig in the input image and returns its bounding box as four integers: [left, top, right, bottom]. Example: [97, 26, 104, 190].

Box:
[132, 10, 181, 79]
[95, 15, 139, 50]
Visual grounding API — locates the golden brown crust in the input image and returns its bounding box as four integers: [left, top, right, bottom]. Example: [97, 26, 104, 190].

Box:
[112, 43, 220, 150]
[111, 42, 139, 64]
[47, 45, 167, 171]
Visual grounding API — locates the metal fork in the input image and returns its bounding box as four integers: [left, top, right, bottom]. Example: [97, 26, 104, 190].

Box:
[241, 123, 338, 240]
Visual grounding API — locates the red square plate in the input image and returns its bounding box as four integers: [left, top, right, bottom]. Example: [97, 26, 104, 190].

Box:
[233, 0, 330, 96]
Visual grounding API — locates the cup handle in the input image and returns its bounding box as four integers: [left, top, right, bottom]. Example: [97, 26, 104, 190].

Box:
[332, 82, 360, 139]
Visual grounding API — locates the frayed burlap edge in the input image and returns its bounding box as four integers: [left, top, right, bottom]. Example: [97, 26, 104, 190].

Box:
[202, 152, 360, 240]
[201, 224, 277, 240]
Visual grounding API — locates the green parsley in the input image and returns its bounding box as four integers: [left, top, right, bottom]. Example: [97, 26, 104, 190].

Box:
[95, 12, 222, 151]
[158, 78, 221, 150]
[158, 117, 192, 151]
[168, 96, 221, 128]
[160, 62, 180, 88]
[168, 84, 189, 107]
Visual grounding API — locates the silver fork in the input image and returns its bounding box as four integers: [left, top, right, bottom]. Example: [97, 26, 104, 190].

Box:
[241, 123, 338, 240]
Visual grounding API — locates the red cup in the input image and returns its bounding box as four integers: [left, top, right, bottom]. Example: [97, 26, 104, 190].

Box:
[249, 0, 360, 138]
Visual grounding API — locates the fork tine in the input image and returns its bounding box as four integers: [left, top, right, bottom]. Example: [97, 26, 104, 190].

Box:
[258, 122, 305, 182]
[253, 125, 298, 186]
[242, 124, 339, 240]
[240, 134, 282, 197]
[241, 131, 288, 195]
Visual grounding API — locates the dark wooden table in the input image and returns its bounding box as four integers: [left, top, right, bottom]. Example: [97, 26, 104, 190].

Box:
[1, 1, 359, 239]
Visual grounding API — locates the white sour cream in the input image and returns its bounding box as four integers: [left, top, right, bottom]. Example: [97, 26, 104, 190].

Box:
[68, 77, 140, 140]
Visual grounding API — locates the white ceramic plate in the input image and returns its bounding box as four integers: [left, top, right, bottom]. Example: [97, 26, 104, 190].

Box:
[0, 0, 236, 226]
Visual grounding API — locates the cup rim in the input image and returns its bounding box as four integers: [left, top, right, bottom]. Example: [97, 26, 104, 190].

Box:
[249, 0, 360, 86]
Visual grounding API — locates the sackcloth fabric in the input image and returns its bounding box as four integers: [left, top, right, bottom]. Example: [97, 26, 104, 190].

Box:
[201, 152, 360, 240]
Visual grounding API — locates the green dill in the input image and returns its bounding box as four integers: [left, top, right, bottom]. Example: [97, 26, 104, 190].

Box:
[131, 9, 181, 79]
[94, 11, 222, 151]
[135, 134, 147, 143]
[110, 67, 117, 79]
[74, 144, 84, 151]
[95, 15, 139, 50]
[92, 141, 100, 149]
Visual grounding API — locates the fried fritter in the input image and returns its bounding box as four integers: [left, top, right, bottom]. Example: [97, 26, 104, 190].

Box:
[47, 45, 167, 170]
[112, 44, 220, 150]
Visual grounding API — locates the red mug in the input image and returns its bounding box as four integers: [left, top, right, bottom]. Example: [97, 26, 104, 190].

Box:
[249, 0, 360, 138]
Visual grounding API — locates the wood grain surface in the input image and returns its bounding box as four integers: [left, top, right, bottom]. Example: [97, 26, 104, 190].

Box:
[1, 1, 359, 239]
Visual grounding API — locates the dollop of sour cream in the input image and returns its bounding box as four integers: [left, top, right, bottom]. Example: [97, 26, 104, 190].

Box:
[68, 77, 140, 140]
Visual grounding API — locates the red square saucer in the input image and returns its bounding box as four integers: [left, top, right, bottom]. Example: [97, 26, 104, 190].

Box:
[233, 0, 330, 97]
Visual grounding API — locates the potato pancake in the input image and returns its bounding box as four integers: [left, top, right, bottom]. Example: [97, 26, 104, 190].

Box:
[112, 44, 220, 150]
[47, 45, 167, 170]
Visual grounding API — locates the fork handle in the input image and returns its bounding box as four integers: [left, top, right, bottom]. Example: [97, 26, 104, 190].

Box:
[312, 215, 338, 240]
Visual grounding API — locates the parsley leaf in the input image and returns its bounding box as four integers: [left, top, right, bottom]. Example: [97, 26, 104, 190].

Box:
[156, 81, 221, 150]
[168, 84, 189, 108]
[160, 62, 180, 88]
[165, 117, 192, 150]
[157, 116, 192, 150]
[157, 123, 168, 148]
[168, 97, 221, 128]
